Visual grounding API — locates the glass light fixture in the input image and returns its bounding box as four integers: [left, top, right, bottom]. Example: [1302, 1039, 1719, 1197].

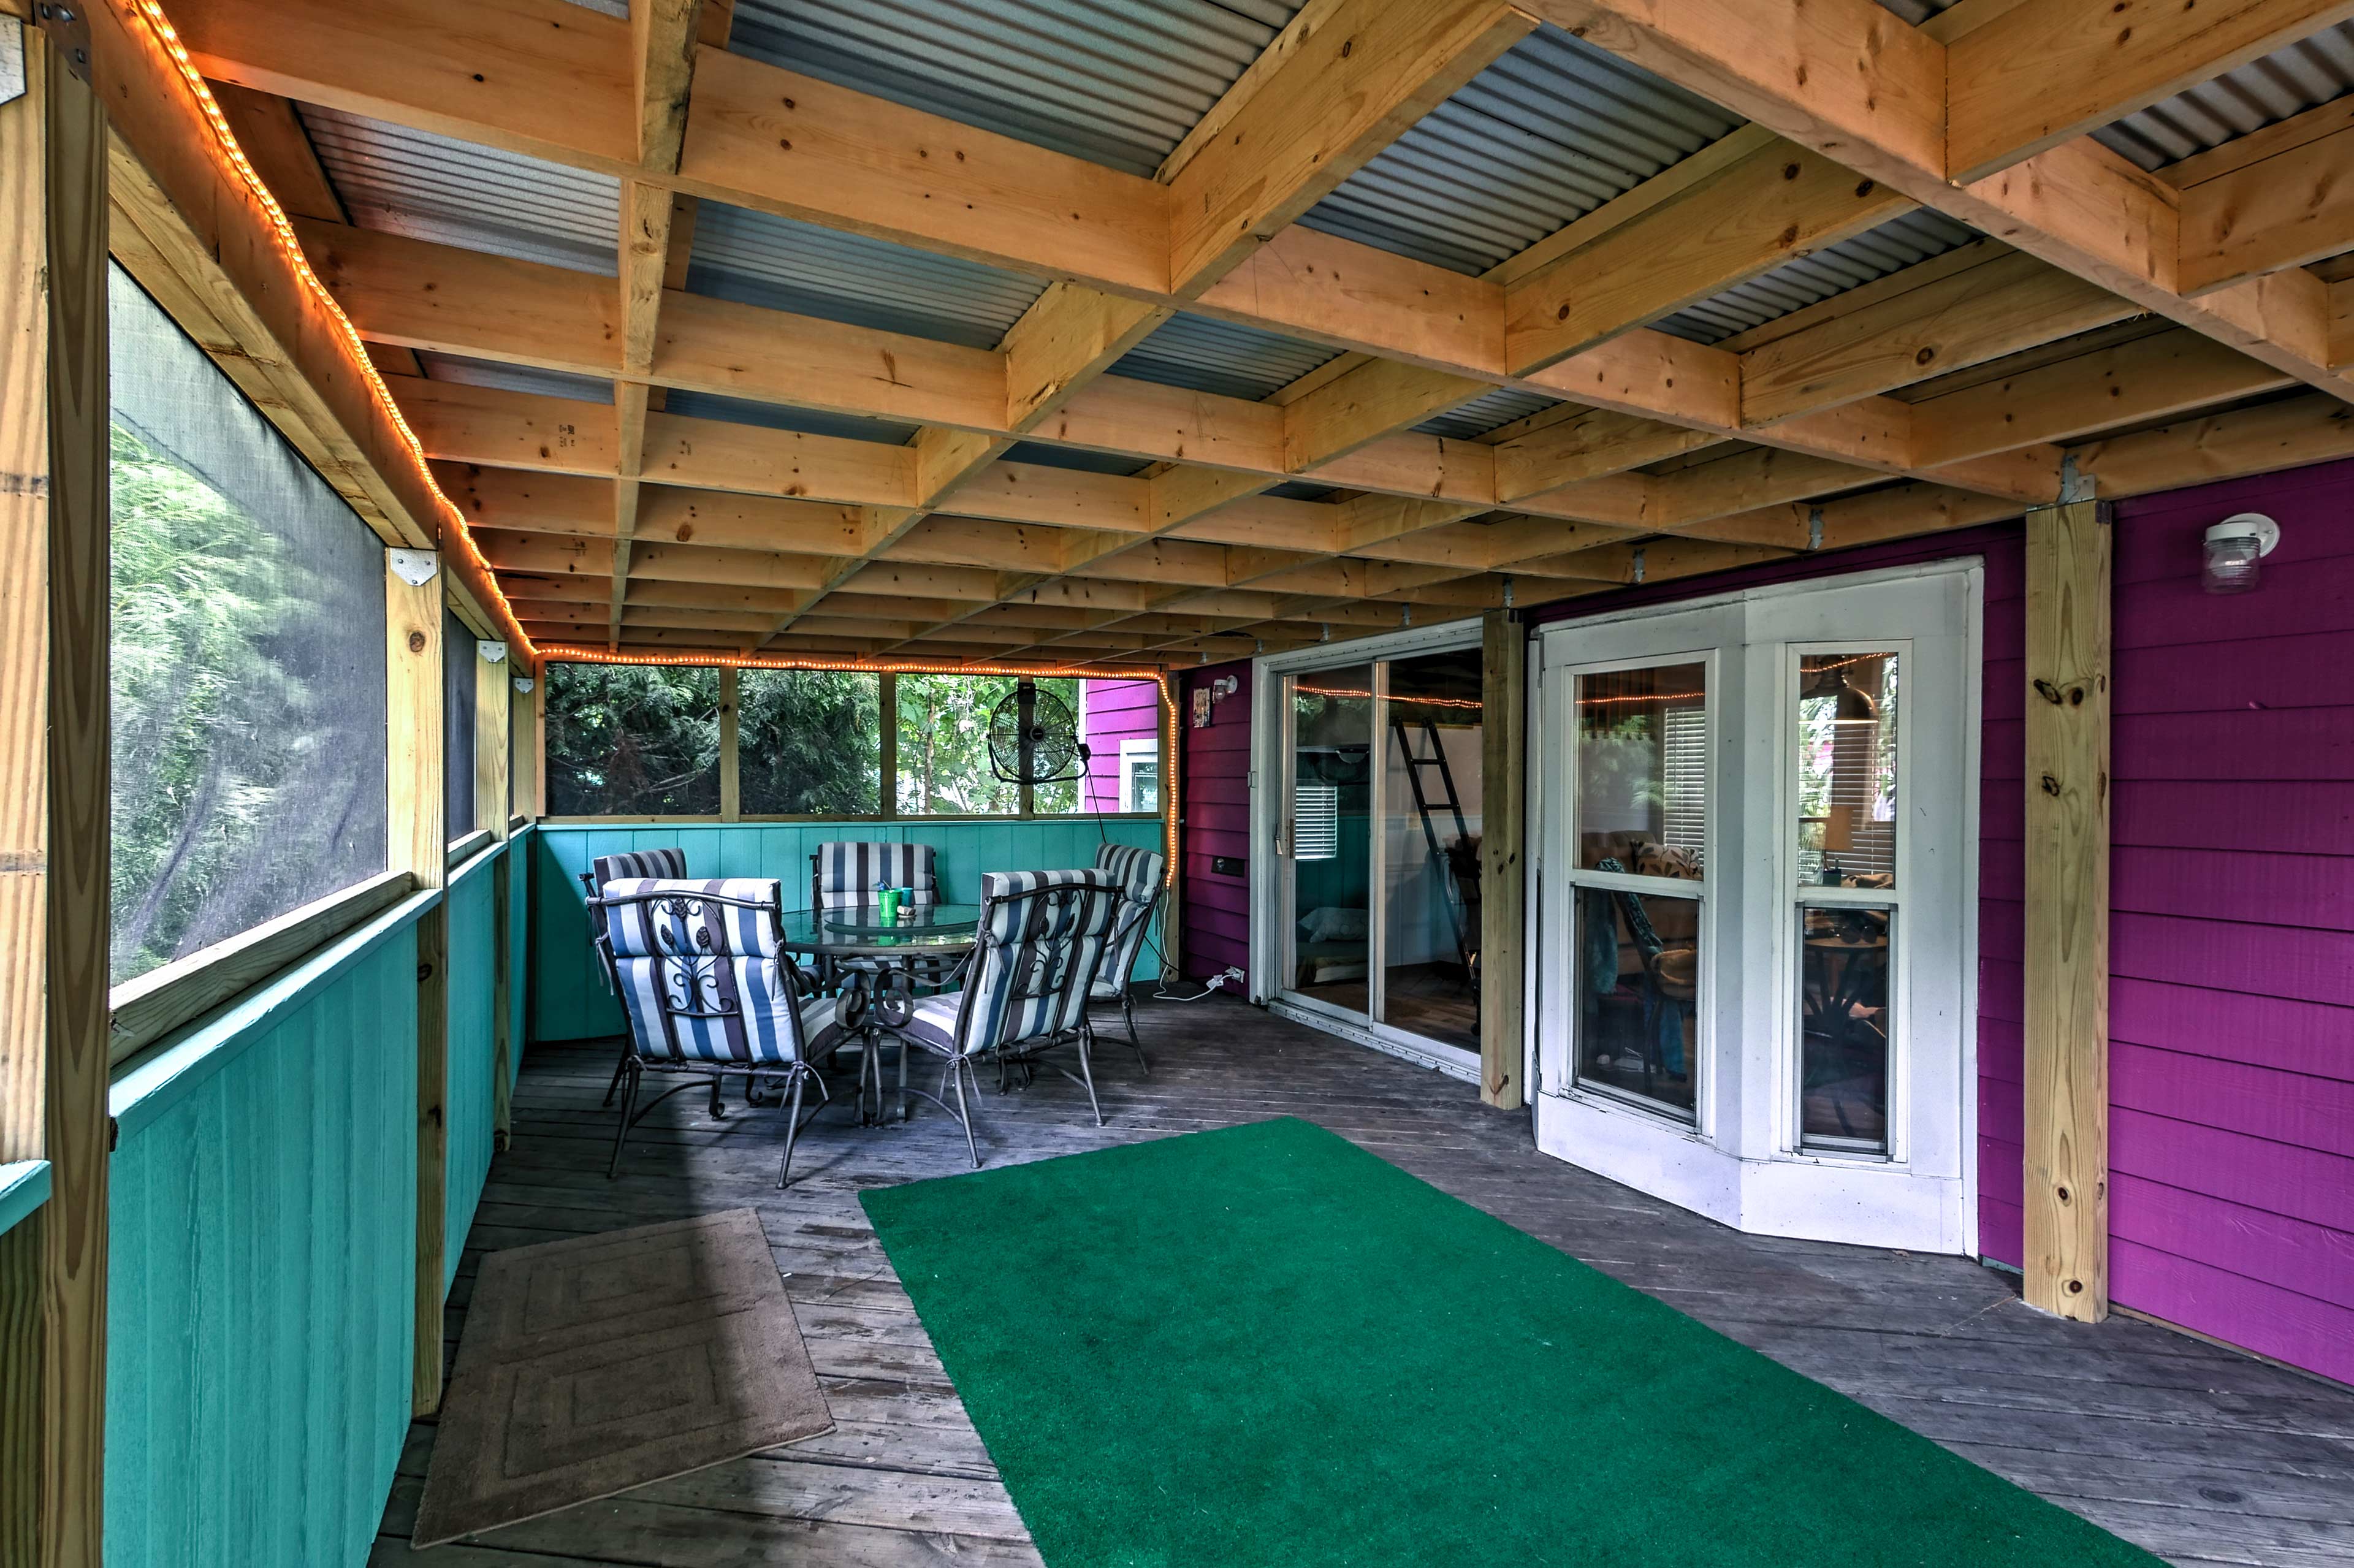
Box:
[2203, 512, 2280, 595]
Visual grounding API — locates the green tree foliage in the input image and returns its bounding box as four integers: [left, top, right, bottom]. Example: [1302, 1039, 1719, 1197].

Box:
[109, 424, 384, 983]
[739, 669, 881, 814]
[896, 675, 1081, 814]
[544, 663, 723, 815]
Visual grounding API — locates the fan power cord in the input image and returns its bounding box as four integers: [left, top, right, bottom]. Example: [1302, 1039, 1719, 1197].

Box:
[1153, 965, 1244, 1003]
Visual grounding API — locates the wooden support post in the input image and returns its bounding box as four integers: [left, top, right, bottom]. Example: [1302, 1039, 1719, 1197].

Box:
[717, 664, 741, 821]
[386, 554, 448, 1413]
[2022, 499, 2111, 1321]
[1479, 609, 1526, 1110]
[509, 671, 540, 823]
[475, 641, 511, 842]
[477, 644, 514, 1147]
[877, 672, 897, 818]
[0, 23, 111, 1562]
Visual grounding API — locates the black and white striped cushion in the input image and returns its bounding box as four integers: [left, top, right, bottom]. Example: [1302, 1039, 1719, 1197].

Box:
[815, 842, 940, 908]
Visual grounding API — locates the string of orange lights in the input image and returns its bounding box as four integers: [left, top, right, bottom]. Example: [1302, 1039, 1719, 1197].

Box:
[121, 0, 543, 663]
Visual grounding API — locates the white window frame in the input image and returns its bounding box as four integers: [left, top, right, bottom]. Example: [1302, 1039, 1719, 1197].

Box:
[1118, 737, 1160, 814]
[1528, 563, 1981, 1255]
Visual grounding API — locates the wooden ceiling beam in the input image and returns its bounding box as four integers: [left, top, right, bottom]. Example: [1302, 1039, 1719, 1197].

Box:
[2171, 101, 2354, 294]
[1944, 0, 2354, 183]
[1520, 0, 2354, 403]
[1164, 0, 1534, 294]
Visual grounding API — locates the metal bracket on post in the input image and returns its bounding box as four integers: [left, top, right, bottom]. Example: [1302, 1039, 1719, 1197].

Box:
[2056, 453, 2097, 506]
[512, 676, 535, 695]
[478, 641, 508, 664]
[1631, 546, 1647, 585]
[388, 549, 441, 587]
[1807, 506, 1825, 551]
[32, 1, 91, 84]
[1501, 577, 1515, 608]
[1, 21, 28, 107]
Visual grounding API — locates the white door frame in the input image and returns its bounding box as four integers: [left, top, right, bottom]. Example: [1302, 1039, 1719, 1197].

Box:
[1249, 617, 1486, 1080]
[1528, 562, 1982, 1254]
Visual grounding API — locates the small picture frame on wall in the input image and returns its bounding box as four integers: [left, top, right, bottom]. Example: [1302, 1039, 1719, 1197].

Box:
[1192, 688, 1213, 728]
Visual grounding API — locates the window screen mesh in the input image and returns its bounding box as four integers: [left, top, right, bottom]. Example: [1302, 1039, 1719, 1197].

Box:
[107, 265, 389, 984]
[545, 663, 721, 815]
[739, 669, 880, 815]
[444, 608, 478, 840]
[897, 675, 1081, 815]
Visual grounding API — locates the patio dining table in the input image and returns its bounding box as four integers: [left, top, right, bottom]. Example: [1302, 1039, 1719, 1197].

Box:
[780, 902, 981, 1122]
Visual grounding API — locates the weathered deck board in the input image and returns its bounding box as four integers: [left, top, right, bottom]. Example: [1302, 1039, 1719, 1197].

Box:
[379, 997, 2354, 1567]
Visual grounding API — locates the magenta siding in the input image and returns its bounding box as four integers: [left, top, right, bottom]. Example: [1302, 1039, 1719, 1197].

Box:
[2095, 460, 2354, 1383]
[1179, 662, 1252, 983]
[1080, 679, 1162, 811]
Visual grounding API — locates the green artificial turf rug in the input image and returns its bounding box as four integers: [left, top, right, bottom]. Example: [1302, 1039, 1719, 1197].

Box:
[860, 1117, 2161, 1568]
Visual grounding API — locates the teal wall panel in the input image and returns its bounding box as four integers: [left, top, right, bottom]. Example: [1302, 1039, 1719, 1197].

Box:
[106, 904, 424, 1568]
[444, 848, 501, 1291]
[531, 820, 1168, 1043]
[508, 829, 532, 1087]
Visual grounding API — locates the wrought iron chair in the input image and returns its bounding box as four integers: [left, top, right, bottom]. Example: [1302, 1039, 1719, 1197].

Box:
[588, 877, 847, 1187]
[809, 839, 953, 1000]
[1087, 843, 1165, 1073]
[880, 869, 1124, 1168]
[579, 847, 688, 1108]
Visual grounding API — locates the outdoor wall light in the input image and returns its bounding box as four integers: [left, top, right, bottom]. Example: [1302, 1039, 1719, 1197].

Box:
[2202, 512, 2280, 594]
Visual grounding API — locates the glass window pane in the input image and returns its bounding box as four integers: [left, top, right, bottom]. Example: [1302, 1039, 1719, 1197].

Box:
[1379, 647, 1484, 1054]
[444, 608, 478, 841]
[739, 669, 880, 815]
[544, 663, 720, 815]
[1073, 679, 1160, 815]
[1576, 662, 1707, 874]
[1289, 667, 1372, 1014]
[897, 675, 1083, 815]
[1800, 904, 1892, 1152]
[1797, 652, 1899, 887]
[1573, 886, 1699, 1120]
[107, 265, 389, 986]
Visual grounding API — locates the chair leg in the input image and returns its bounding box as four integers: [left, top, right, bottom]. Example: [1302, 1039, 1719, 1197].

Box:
[777, 1069, 807, 1190]
[951, 1057, 980, 1168]
[707, 1072, 726, 1120]
[602, 1041, 629, 1107]
[1121, 992, 1148, 1075]
[895, 1032, 912, 1122]
[1076, 1026, 1104, 1127]
[606, 1060, 641, 1179]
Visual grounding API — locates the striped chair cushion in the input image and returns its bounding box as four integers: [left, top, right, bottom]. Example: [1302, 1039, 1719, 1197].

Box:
[590, 848, 687, 888]
[964, 869, 1122, 1051]
[1090, 845, 1165, 999]
[1094, 843, 1164, 903]
[614, 959, 842, 1066]
[897, 992, 967, 1053]
[815, 842, 939, 908]
[601, 878, 785, 959]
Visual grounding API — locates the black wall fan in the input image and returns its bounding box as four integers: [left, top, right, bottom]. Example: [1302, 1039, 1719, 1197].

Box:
[988, 680, 1091, 785]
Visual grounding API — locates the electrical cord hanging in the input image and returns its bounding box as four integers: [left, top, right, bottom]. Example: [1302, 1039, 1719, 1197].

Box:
[1078, 752, 1230, 1002]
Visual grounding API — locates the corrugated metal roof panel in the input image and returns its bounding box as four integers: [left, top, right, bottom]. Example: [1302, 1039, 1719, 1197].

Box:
[416, 351, 611, 403]
[1415, 387, 1561, 440]
[1002, 443, 1154, 476]
[685, 201, 1047, 349]
[1651, 210, 1980, 344]
[661, 390, 920, 446]
[1296, 28, 1743, 276]
[727, 0, 1305, 177]
[2093, 23, 2354, 169]
[300, 105, 619, 275]
[1112, 312, 1341, 401]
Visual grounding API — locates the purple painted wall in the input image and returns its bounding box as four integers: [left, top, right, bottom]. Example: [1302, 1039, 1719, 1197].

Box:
[2074, 460, 2353, 1384]
[1179, 661, 1252, 983]
[1080, 679, 1161, 812]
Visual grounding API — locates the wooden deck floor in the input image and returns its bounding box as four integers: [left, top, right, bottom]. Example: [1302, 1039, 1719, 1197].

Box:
[379, 997, 2354, 1567]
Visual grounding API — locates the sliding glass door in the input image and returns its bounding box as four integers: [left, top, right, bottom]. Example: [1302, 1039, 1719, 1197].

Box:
[1260, 629, 1487, 1075]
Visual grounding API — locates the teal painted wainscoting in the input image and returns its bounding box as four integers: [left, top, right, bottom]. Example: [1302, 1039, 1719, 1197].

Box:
[444, 843, 503, 1291]
[531, 820, 1167, 1043]
[107, 892, 433, 1568]
[508, 828, 532, 1090]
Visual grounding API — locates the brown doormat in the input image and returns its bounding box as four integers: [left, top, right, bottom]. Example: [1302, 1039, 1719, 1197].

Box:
[413, 1208, 834, 1549]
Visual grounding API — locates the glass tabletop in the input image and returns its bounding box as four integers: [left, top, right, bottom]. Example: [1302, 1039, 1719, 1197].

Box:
[780, 902, 981, 954]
